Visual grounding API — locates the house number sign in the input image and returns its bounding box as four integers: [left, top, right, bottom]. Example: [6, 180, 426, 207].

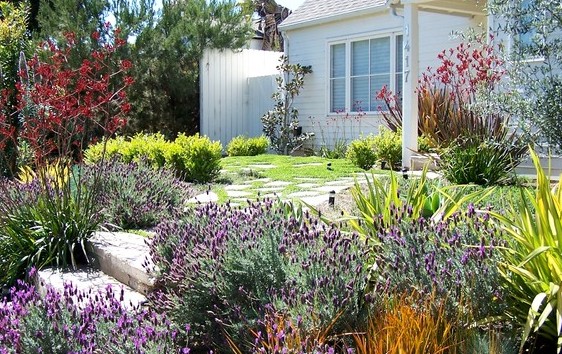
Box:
[404, 24, 410, 83]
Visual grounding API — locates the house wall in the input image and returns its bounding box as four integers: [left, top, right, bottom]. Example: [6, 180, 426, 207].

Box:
[284, 9, 486, 150]
[200, 48, 282, 148]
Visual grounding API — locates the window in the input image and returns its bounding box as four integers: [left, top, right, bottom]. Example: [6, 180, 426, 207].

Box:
[515, 0, 546, 59]
[329, 33, 403, 113]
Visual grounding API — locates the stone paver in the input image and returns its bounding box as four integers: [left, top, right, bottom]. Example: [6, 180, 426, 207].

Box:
[187, 191, 219, 204]
[287, 191, 322, 198]
[36, 268, 146, 309]
[224, 184, 250, 191]
[248, 164, 276, 169]
[89, 231, 154, 295]
[243, 178, 271, 184]
[300, 194, 330, 207]
[227, 190, 252, 198]
[313, 185, 352, 193]
[296, 182, 319, 188]
[325, 180, 354, 186]
[264, 181, 292, 187]
[257, 186, 285, 193]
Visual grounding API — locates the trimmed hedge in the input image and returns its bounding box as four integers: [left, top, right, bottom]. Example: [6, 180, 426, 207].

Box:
[85, 132, 222, 183]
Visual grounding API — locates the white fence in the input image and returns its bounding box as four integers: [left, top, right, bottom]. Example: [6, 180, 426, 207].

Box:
[200, 48, 282, 147]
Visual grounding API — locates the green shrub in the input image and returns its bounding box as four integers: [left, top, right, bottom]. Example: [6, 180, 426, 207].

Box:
[85, 132, 223, 183]
[84, 136, 126, 164]
[0, 165, 101, 287]
[148, 201, 366, 350]
[226, 135, 269, 156]
[346, 135, 377, 170]
[86, 159, 193, 230]
[372, 127, 402, 168]
[120, 133, 168, 168]
[438, 135, 527, 186]
[417, 134, 432, 153]
[166, 133, 222, 183]
[490, 149, 562, 351]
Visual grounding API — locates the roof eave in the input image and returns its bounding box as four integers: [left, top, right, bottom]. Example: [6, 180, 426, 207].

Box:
[279, 4, 389, 31]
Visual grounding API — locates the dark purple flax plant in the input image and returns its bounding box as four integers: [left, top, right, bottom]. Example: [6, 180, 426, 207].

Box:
[0, 270, 189, 353]
[147, 199, 368, 351]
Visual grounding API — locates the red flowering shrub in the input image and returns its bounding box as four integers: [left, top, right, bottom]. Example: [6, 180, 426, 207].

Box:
[376, 36, 528, 185]
[0, 29, 134, 287]
[377, 37, 506, 148]
[0, 29, 133, 167]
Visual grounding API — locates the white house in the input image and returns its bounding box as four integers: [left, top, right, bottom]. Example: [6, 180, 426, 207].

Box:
[278, 0, 488, 167]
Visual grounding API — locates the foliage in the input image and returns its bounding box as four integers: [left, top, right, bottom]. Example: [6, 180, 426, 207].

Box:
[147, 200, 367, 351]
[0, 2, 32, 176]
[166, 133, 222, 182]
[348, 168, 493, 236]
[372, 127, 402, 169]
[310, 110, 366, 159]
[240, 0, 291, 51]
[228, 310, 340, 353]
[488, 0, 562, 150]
[376, 37, 530, 173]
[0, 30, 132, 166]
[226, 135, 269, 156]
[0, 171, 99, 287]
[86, 132, 223, 183]
[0, 30, 131, 287]
[489, 149, 562, 352]
[346, 135, 377, 170]
[85, 159, 193, 230]
[34, 0, 253, 138]
[0, 277, 189, 353]
[438, 135, 527, 186]
[125, 0, 253, 137]
[262, 55, 313, 155]
[352, 293, 461, 354]
[367, 204, 506, 323]
[0, 2, 31, 88]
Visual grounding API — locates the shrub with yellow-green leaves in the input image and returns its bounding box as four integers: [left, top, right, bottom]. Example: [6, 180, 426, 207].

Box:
[85, 132, 222, 183]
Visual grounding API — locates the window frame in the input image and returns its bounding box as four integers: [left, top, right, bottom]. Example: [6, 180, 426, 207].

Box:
[327, 30, 403, 114]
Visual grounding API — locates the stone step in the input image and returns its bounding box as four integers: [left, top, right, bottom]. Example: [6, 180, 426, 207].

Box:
[35, 267, 147, 309]
[87, 231, 156, 296]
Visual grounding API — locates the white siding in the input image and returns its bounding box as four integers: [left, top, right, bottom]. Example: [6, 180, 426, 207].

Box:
[200, 49, 282, 147]
[285, 10, 486, 148]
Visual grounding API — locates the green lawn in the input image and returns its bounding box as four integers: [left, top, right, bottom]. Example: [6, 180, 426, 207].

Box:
[191, 154, 381, 204]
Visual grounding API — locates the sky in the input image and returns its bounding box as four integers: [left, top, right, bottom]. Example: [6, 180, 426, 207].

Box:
[277, 0, 305, 11]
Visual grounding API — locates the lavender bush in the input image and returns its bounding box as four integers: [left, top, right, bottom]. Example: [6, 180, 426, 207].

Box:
[147, 200, 367, 351]
[0, 272, 189, 353]
[368, 203, 506, 322]
[85, 159, 193, 230]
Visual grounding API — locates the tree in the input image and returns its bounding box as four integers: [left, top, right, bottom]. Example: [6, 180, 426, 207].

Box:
[242, 0, 291, 51]
[34, 0, 253, 138]
[488, 0, 562, 150]
[262, 55, 312, 155]
[124, 0, 253, 137]
[0, 1, 31, 176]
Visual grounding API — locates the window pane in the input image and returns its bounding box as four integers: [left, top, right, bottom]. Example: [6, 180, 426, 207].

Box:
[396, 35, 404, 73]
[331, 44, 345, 78]
[370, 74, 390, 111]
[331, 78, 345, 112]
[352, 40, 369, 76]
[352, 76, 369, 111]
[370, 37, 390, 74]
[395, 73, 403, 98]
